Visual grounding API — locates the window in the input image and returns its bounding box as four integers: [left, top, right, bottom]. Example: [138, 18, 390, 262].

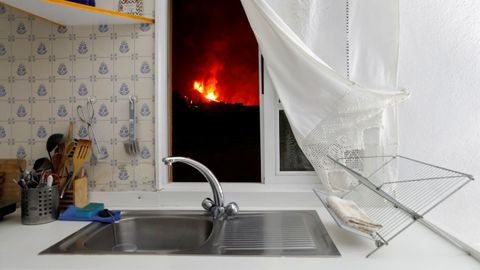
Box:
[170, 0, 261, 182]
[157, 0, 317, 186]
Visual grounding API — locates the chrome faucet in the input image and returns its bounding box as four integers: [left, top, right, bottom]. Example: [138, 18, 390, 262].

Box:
[162, 157, 239, 219]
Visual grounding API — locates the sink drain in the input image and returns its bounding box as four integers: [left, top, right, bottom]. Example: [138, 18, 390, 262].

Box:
[112, 243, 138, 252]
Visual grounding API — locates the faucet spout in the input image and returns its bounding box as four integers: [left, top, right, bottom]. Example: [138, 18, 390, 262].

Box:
[162, 157, 238, 219]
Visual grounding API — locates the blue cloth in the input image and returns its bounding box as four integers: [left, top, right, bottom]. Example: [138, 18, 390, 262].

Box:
[58, 205, 120, 224]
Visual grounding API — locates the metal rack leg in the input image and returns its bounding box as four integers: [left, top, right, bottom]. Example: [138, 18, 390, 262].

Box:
[418, 219, 480, 262]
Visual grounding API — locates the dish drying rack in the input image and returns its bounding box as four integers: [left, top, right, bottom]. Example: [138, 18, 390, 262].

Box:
[314, 155, 474, 257]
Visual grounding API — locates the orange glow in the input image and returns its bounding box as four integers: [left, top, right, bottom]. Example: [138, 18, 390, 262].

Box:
[193, 79, 219, 102]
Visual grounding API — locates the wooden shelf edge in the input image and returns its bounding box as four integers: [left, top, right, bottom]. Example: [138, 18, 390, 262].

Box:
[43, 0, 155, 24]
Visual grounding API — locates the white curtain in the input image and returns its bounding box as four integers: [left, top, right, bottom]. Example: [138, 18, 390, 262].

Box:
[241, 0, 409, 191]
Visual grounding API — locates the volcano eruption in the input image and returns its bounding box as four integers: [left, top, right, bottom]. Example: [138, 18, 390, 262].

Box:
[171, 0, 261, 182]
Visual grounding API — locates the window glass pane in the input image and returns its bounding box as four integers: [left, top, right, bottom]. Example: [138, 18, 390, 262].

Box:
[279, 110, 314, 171]
[171, 0, 261, 182]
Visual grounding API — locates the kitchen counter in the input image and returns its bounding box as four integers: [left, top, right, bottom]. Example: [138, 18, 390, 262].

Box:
[0, 191, 478, 270]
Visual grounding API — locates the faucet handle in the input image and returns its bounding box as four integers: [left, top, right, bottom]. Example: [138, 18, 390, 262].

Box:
[225, 202, 239, 217]
[201, 197, 215, 211]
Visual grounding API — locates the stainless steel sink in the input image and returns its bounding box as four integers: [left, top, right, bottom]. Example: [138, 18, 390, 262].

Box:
[41, 210, 340, 257]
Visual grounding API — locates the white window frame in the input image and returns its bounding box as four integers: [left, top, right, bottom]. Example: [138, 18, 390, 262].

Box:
[155, 0, 321, 191]
[261, 57, 320, 185]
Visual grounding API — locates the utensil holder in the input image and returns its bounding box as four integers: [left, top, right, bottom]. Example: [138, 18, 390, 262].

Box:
[59, 175, 88, 211]
[21, 185, 59, 225]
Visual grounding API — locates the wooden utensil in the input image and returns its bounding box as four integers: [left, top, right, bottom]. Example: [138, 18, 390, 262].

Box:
[60, 140, 91, 198]
[59, 169, 88, 210]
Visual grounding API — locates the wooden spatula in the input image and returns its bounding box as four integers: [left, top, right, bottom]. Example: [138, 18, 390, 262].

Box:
[60, 140, 91, 198]
[73, 139, 92, 177]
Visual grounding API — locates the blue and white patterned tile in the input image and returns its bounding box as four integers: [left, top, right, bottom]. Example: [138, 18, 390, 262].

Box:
[73, 38, 92, 57]
[32, 39, 51, 58]
[113, 24, 135, 36]
[134, 163, 155, 189]
[13, 62, 29, 79]
[31, 18, 52, 38]
[91, 79, 113, 99]
[32, 58, 53, 79]
[0, 18, 9, 36]
[11, 122, 30, 142]
[34, 81, 50, 99]
[14, 103, 29, 119]
[0, 100, 11, 118]
[135, 35, 154, 56]
[115, 81, 132, 98]
[135, 78, 154, 99]
[114, 121, 130, 141]
[114, 164, 133, 182]
[94, 24, 111, 37]
[0, 4, 7, 18]
[135, 121, 155, 141]
[52, 38, 72, 58]
[51, 121, 70, 134]
[113, 143, 133, 163]
[92, 118, 113, 141]
[73, 80, 91, 99]
[0, 4, 156, 191]
[0, 81, 10, 99]
[31, 100, 51, 121]
[114, 38, 132, 55]
[93, 36, 114, 57]
[93, 164, 114, 184]
[14, 143, 30, 160]
[30, 141, 48, 161]
[71, 25, 93, 38]
[11, 38, 31, 58]
[137, 100, 153, 120]
[113, 99, 130, 121]
[93, 60, 112, 79]
[0, 39, 9, 59]
[136, 58, 153, 77]
[138, 143, 153, 162]
[0, 59, 9, 79]
[0, 143, 11, 158]
[135, 23, 153, 35]
[54, 61, 72, 79]
[114, 57, 135, 78]
[11, 80, 31, 100]
[52, 80, 72, 99]
[55, 25, 70, 35]
[14, 19, 30, 37]
[53, 102, 71, 120]
[32, 123, 49, 141]
[72, 58, 93, 78]
[0, 123, 10, 141]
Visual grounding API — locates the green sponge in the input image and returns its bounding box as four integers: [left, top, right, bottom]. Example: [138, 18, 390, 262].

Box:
[74, 202, 105, 219]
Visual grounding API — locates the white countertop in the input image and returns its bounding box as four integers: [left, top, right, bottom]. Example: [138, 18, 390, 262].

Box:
[0, 191, 478, 270]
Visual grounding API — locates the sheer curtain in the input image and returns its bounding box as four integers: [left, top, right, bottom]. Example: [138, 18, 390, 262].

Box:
[241, 0, 409, 191]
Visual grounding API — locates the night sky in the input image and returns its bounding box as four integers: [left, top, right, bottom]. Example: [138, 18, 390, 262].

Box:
[172, 0, 259, 106]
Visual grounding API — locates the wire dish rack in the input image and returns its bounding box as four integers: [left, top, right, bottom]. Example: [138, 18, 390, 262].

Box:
[314, 155, 474, 257]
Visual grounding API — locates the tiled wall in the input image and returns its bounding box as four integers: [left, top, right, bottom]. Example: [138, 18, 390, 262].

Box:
[0, 1, 156, 191]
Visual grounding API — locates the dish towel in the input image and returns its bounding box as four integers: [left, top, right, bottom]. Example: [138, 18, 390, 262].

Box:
[327, 195, 383, 234]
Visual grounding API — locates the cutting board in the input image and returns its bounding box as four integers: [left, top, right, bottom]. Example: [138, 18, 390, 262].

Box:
[0, 159, 26, 207]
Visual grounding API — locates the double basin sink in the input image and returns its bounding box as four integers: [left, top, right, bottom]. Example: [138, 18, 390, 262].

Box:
[41, 210, 340, 256]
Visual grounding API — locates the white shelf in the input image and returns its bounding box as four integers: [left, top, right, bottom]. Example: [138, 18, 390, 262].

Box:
[0, 0, 154, 26]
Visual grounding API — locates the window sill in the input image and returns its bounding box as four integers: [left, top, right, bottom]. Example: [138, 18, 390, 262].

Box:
[160, 182, 323, 193]
[90, 183, 325, 209]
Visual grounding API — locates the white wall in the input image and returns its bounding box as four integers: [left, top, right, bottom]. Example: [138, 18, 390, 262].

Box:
[398, 0, 480, 247]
